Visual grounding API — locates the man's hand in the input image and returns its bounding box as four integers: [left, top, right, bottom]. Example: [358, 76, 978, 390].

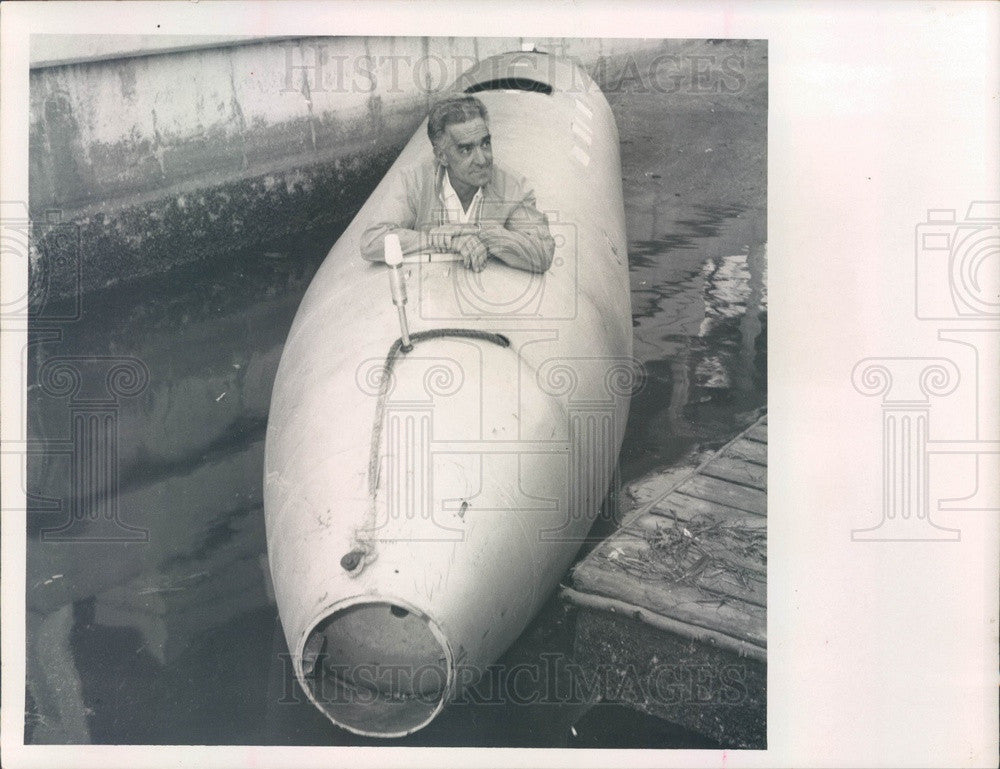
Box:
[453, 233, 489, 272]
[425, 224, 481, 251]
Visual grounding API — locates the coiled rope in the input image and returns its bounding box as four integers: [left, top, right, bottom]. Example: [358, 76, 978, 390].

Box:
[341, 328, 510, 573]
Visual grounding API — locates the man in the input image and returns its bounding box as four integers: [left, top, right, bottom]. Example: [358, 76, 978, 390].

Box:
[360, 95, 555, 273]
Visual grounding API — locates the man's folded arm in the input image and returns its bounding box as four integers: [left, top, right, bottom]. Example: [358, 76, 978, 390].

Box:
[360, 221, 427, 261]
[359, 171, 425, 261]
[360, 167, 555, 271]
[477, 190, 555, 273]
[359, 176, 480, 261]
[363, 222, 486, 261]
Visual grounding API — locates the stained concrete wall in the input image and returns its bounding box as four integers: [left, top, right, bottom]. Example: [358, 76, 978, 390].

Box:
[29, 36, 656, 304]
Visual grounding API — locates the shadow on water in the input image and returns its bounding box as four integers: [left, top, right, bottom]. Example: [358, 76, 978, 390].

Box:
[25, 44, 767, 748]
[629, 203, 750, 256]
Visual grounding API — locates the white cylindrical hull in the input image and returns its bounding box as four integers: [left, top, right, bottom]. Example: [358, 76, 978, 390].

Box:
[264, 52, 633, 737]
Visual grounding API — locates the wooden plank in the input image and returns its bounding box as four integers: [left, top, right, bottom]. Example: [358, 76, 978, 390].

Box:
[562, 586, 767, 663]
[601, 526, 766, 605]
[745, 424, 768, 444]
[619, 414, 768, 526]
[702, 456, 766, 490]
[677, 475, 767, 516]
[725, 438, 767, 466]
[628, 512, 766, 578]
[571, 553, 766, 648]
[623, 463, 705, 510]
[649, 495, 766, 528]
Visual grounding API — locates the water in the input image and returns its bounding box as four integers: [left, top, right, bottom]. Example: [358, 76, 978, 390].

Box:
[26, 43, 767, 748]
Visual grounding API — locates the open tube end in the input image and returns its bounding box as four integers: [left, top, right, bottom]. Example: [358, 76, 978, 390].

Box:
[297, 598, 453, 738]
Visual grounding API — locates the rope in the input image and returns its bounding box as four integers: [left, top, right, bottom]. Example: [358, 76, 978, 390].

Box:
[341, 328, 510, 573]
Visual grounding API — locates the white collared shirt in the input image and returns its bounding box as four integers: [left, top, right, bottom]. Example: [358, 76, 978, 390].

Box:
[440, 170, 483, 224]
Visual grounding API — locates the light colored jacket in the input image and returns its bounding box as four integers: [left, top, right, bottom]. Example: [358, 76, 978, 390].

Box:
[360, 158, 555, 273]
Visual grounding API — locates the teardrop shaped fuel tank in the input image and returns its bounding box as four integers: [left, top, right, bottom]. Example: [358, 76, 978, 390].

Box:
[264, 51, 634, 738]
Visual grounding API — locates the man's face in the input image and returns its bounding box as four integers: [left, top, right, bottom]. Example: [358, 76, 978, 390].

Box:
[435, 117, 493, 192]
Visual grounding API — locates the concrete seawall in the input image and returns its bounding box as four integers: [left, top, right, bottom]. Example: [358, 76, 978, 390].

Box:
[29, 36, 655, 304]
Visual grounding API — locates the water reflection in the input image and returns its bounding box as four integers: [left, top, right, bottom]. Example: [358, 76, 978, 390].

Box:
[621, 238, 767, 482]
[25, 240, 327, 745]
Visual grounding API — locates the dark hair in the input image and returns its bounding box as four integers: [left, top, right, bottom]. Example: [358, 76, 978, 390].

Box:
[427, 95, 489, 147]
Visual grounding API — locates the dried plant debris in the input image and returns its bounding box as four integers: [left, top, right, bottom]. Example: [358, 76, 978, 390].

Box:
[603, 511, 765, 596]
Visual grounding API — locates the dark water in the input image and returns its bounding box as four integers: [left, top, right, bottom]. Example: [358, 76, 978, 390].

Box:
[26, 45, 767, 748]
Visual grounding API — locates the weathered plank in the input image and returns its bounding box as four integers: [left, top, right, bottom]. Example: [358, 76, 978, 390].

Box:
[564, 586, 767, 663]
[745, 424, 768, 444]
[599, 527, 767, 606]
[629, 512, 767, 579]
[725, 437, 767, 465]
[571, 552, 766, 648]
[623, 462, 705, 510]
[701, 456, 766, 490]
[649, 495, 766, 528]
[677, 475, 767, 516]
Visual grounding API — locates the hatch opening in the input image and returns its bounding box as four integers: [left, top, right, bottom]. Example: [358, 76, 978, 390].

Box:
[465, 77, 553, 95]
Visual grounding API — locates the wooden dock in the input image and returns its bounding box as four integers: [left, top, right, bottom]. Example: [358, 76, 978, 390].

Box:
[562, 412, 767, 748]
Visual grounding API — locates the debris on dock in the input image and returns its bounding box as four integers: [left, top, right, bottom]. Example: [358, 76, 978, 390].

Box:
[563, 411, 767, 748]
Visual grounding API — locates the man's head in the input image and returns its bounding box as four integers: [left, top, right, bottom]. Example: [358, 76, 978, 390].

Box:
[427, 95, 493, 195]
